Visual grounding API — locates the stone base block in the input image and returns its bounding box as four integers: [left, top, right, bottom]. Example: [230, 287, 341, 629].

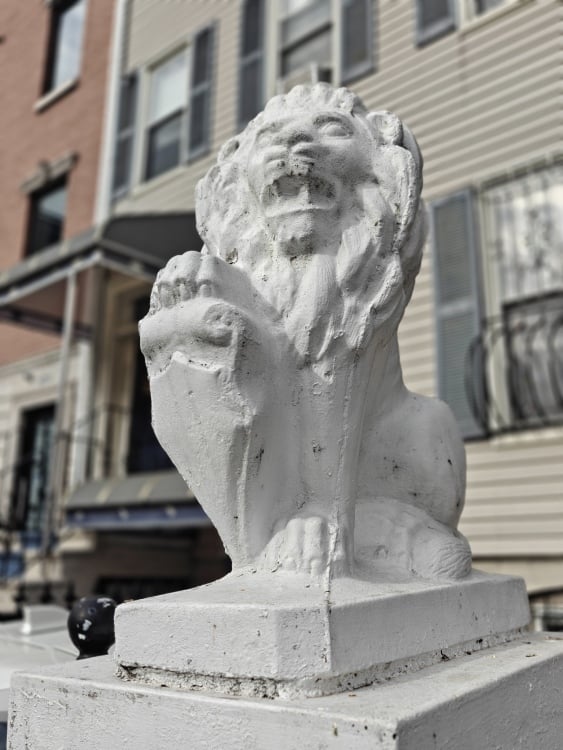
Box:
[113, 570, 530, 697]
[9, 634, 563, 749]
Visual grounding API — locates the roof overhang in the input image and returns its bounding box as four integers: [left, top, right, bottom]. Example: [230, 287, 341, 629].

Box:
[0, 213, 200, 335]
[64, 470, 209, 532]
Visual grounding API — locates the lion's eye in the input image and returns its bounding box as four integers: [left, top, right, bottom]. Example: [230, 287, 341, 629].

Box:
[318, 121, 351, 138]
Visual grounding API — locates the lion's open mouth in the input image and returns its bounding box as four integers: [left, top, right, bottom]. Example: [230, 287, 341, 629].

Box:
[261, 172, 337, 215]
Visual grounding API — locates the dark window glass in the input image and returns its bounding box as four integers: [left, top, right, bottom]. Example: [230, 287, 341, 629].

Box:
[242, 0, 263, 55]
[45, 0, 86, 93]
[342, 0, 373, 81]
[145, 51, 187, 179]
[188, 26, 215, 157]
[26, 182, 67, 256]
[117, 74, 137, 132]
[112, 74, 138, 197]
[146, 113, 182, 180]
[239, 58, 262, 125]
[416, 0, 456, 44]
[12, 405, 55, 537]
[281, 26, 331, 76]
[189, 91, 208, 152]
[475, 0, 504, 12]
[279, 0, 332, 80]
[238, 0, 265, 127]
[192, 28, 212, 87]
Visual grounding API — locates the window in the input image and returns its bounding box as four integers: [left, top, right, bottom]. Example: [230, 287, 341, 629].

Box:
[144, 27, 215, 182]
[112, 74, 138, 198]
[44, 0, 87, 93]
[479, 166, 563, 429]
[145, 50, 188, 181]
[416, 0, 518, 44]
[26, 180, 67, 256]
[431, 191, 485, 438]
[12, 405, 55, 540]
[341, 0, 374, 82]
[238, 0, 265, 127]
[433, 166, 563, 437]
[274, 0, 374, 90]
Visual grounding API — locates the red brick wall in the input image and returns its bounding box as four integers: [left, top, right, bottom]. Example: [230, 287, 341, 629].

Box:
[0, 0, 115, 365]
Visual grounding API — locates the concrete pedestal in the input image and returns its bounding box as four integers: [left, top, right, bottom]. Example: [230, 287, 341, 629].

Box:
[114, 570, 530, 698]
[9, 633, 563, 749]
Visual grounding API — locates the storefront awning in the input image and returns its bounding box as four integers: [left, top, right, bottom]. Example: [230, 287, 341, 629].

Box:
[65, 470, 209, 531]
[0, 212, 200, 335]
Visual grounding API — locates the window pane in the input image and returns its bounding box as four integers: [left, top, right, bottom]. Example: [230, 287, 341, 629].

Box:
[27, 183, 67, 256]
[239, 57, 262, 123]
[282, 0, 318, 16]
[118, 75, 138, 131]
[112, 135, 133, 194]
[281, 27, 331, 76]
[242, 0, 264, 56]
[342, 0, 370, 76]
[51, 0, 86, 90]
[281, 0, 331, 47]
[148, 52, 187, 125]
[193, 28, 212, 86]
[419, 0, 452, 29]
[146, 114, 182, 179]
[475, 0, 504, 12]
[189, 91, 208, 153]
[484, 167, 563, 302]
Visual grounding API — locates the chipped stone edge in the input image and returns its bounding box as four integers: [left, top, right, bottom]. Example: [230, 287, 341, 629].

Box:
[115, 627, 527, 700]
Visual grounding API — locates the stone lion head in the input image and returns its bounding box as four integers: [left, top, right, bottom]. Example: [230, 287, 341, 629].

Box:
[196, 84, 426, 358]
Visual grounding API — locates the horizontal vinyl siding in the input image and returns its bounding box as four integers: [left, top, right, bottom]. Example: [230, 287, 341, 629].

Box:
[356, 0, 562, 199]
[366, 0, 563, 563]
[460, 428, 563, 556]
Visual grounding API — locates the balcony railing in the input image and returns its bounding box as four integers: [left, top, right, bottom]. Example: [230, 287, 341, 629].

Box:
[466, 293, 563, 435]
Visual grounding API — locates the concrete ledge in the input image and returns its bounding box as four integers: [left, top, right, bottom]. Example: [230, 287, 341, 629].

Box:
[9, 634, 563, 749]
[113, 570, 530, 697]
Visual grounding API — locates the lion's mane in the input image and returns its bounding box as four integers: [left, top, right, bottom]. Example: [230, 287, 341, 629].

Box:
[195, 84, 426, 361]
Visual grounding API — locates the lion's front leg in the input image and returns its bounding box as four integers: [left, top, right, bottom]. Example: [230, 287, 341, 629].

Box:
[140, 252, 298, 567]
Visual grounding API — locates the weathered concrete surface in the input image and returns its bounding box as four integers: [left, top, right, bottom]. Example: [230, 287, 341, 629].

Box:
[9, 634, 563, 749]
[114, 569, 530, 698]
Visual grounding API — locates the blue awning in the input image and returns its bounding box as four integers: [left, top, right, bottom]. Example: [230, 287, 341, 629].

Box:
[64, 470, 210, 531]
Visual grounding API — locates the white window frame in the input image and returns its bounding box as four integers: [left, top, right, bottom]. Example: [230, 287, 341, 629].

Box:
[416, 0, 528, 46]
[265, 0, 374, 95]
[138, 44, 192, 186]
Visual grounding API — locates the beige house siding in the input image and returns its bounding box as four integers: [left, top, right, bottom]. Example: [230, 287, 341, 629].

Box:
[114, 0, 563, 567]
[352, 0, 563, 563]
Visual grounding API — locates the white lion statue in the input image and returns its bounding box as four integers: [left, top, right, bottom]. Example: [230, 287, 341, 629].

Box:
[140, 84, 471, 582]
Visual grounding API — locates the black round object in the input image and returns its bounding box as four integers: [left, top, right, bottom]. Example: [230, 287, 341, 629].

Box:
[67, 596, 117, 659]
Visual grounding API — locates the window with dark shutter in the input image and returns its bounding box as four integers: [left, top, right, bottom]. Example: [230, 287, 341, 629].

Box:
[188, 26, 215, 158]
[341, 0, 374, 83]
[415, 0, 456, 45]
[26, 180, 68, 257]
[43, 0, 87, 93]
[239, 0, 265, 128]
[432, 191, 485, 439]
[112, 73, 138, 199]
[145, 49, 188, 180]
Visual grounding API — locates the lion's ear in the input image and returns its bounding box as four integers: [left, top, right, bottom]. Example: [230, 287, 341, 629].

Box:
[367, 112, 423, 187]
[366, 111, 403, 146]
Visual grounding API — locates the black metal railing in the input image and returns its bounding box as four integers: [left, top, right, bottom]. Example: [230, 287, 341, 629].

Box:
[466, 293, 563, 434]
